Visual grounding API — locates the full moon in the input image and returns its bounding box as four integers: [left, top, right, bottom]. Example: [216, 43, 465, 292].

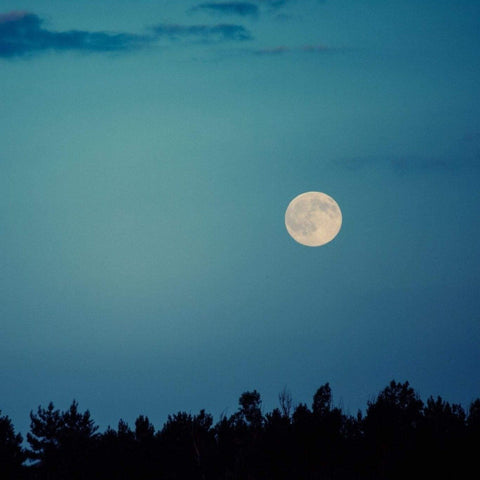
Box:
[285, 191, 342, 247]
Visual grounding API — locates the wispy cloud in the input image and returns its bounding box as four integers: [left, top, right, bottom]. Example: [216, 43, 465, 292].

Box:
[259, 0, 326, 5]
[0, 11, 148, 57]
[0, 11, 253, 58]
[152, 23, 252, 42]
[258, 0, 289, 7]
[191, 2, 259, 17]
[253, 44, 334, 55]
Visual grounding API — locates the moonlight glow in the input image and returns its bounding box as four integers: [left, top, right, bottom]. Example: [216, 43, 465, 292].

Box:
[285, 191, 342, 247]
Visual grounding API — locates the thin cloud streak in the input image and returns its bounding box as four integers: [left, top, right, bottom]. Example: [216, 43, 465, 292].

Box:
[0, 11, 148, 57]
[253, 44, 335, 55]
[0, 11, 252, 58]
[258, 0, 289, 7]
[152, 23, 252, 42]
[191, 2, 259, 17]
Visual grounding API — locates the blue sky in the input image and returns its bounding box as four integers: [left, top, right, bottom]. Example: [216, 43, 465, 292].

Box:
[1, 0, 479, 436]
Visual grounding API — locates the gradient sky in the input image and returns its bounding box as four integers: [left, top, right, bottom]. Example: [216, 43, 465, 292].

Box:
[1, 0, 479, 437]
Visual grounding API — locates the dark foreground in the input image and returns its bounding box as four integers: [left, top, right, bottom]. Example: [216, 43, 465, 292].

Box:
[1, 380, 479, 479]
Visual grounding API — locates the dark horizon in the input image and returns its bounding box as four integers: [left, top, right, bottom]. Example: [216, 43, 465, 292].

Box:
[2, 379, 479, 479]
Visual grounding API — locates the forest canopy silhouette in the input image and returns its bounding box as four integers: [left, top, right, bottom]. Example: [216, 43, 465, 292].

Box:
[1, 380, 479, 479]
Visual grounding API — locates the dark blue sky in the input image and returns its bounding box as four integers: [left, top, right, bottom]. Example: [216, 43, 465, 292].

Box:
[1, 0, 479, 437]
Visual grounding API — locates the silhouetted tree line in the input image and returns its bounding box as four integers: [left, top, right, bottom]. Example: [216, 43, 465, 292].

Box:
[1, 380, 479, 479]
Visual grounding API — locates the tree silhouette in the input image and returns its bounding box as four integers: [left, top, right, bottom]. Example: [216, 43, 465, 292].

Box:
[159, 410, 215, 480]
[312, 382, 332, 417]
[26, 402, 62, 470]
[94, 420, 138, 480]
[364, 380, 424, 479]
[310, 383, 348, 478]
[262, 407, 293, 479]
[0, 410, 25, 478]
[422, 395, 467, 478]
[27, 400, 98, 479]
[278, 387, 293, 419]
[1, 379, 478, 479]
[237, 390, 263, 430]
[466, 398, 480, 476]
[213, 413, 237, 479]
[135, 415, 155, 443]
[290, 402, 315, 478]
